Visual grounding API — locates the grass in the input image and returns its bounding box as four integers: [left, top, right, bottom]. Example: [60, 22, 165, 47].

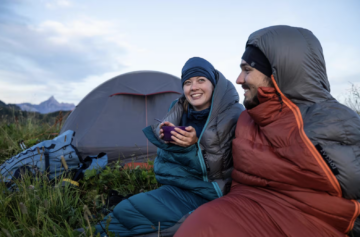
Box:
[0, 163, 158, 237]
[0, 110, 66, 162]
[0, 175, 87, 236]
[0, 112, 159, 237]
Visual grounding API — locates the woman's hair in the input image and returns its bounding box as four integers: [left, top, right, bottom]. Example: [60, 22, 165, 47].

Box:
[179, 94, 189, 113]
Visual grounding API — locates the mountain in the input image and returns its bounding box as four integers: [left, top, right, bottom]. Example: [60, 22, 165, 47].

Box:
[17, 96, 75, 114]
[0, 99, 71, 124]
[0, 100, 21, 110]
[16, 103, 39, 112]
[0, 100, 24, 119]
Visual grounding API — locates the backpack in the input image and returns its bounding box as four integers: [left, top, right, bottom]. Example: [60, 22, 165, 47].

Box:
[0, 130, 108, 189]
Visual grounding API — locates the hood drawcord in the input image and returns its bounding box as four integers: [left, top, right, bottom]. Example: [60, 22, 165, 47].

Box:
[276, 92, 283, 112]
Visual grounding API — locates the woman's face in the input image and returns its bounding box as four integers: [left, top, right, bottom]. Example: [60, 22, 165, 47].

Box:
[183, 76, 214, 111]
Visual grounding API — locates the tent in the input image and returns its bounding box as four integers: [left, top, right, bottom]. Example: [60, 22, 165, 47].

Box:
[60, 71, 182, 163]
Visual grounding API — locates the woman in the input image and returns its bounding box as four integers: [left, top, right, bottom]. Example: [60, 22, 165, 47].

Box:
[95, 57, 244, 237]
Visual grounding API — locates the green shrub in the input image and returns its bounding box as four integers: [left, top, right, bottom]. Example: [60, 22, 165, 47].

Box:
[83, 160, 158, 197]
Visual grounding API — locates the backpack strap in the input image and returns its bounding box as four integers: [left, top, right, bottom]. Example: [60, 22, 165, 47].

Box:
[44, 149, 50, 180]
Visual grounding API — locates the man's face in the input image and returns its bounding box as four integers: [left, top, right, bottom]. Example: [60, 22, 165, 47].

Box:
[236, 59, 272, 110]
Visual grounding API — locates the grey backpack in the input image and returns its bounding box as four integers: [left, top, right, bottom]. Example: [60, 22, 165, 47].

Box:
[0, 130, 107, 189]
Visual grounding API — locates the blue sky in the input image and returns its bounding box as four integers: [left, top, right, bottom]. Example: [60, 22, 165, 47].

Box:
[1, 0, 359, 105]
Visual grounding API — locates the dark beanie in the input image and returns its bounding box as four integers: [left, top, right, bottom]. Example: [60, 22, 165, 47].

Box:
[181, 57, 216, 87]
[242, 46, 272, 77]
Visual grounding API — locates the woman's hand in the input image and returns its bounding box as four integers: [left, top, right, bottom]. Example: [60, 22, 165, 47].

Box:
[159, 121, 175, 141]
[170, 126, 198, 147]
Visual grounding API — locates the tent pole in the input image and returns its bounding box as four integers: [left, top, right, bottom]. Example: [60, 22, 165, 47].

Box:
[146, 95, 148, 159]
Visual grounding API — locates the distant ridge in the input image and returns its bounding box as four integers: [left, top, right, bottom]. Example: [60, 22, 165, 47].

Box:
[17, 96, 75, 114]
[0, 100, 21, 110]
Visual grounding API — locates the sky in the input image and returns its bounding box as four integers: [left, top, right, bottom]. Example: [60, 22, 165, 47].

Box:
[0, 0, 359, 105]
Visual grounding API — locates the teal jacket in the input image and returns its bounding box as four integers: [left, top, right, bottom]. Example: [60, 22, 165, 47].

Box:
[143, 126, 219, 200]
[143, 70, 244, 200]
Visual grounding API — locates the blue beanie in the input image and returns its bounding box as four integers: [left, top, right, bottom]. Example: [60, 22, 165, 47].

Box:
[181, 57, 216, 87]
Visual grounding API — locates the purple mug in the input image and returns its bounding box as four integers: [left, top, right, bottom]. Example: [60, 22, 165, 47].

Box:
[161, 126, 187, 141]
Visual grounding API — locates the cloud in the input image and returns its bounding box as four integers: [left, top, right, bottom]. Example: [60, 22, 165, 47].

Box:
[0, 3, 132, 103]
[45, 0, 72, 9]
[324, 43, 360, 80]
[0, 0, 28, 24]
[320, 43, 360, 101]
[61, 70, 124, 104]
[0, 17, 128, 82]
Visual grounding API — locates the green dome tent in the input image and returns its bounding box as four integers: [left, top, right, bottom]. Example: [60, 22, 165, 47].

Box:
[60, 71, 182, 163]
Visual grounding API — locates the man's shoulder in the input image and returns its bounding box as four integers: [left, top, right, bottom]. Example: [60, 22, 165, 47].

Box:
[307, 100, 359, 120]
[303, 99, 360, 142]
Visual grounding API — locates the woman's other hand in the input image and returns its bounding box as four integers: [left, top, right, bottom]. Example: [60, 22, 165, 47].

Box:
[159, 121, 175, 141]
[170, 126, 198, 147]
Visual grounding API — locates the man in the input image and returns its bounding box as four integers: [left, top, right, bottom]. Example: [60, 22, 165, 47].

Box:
[174, 25, 360, 236]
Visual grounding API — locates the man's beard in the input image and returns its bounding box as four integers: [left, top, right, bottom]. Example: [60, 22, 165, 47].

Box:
[243, 93, 260, 110]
